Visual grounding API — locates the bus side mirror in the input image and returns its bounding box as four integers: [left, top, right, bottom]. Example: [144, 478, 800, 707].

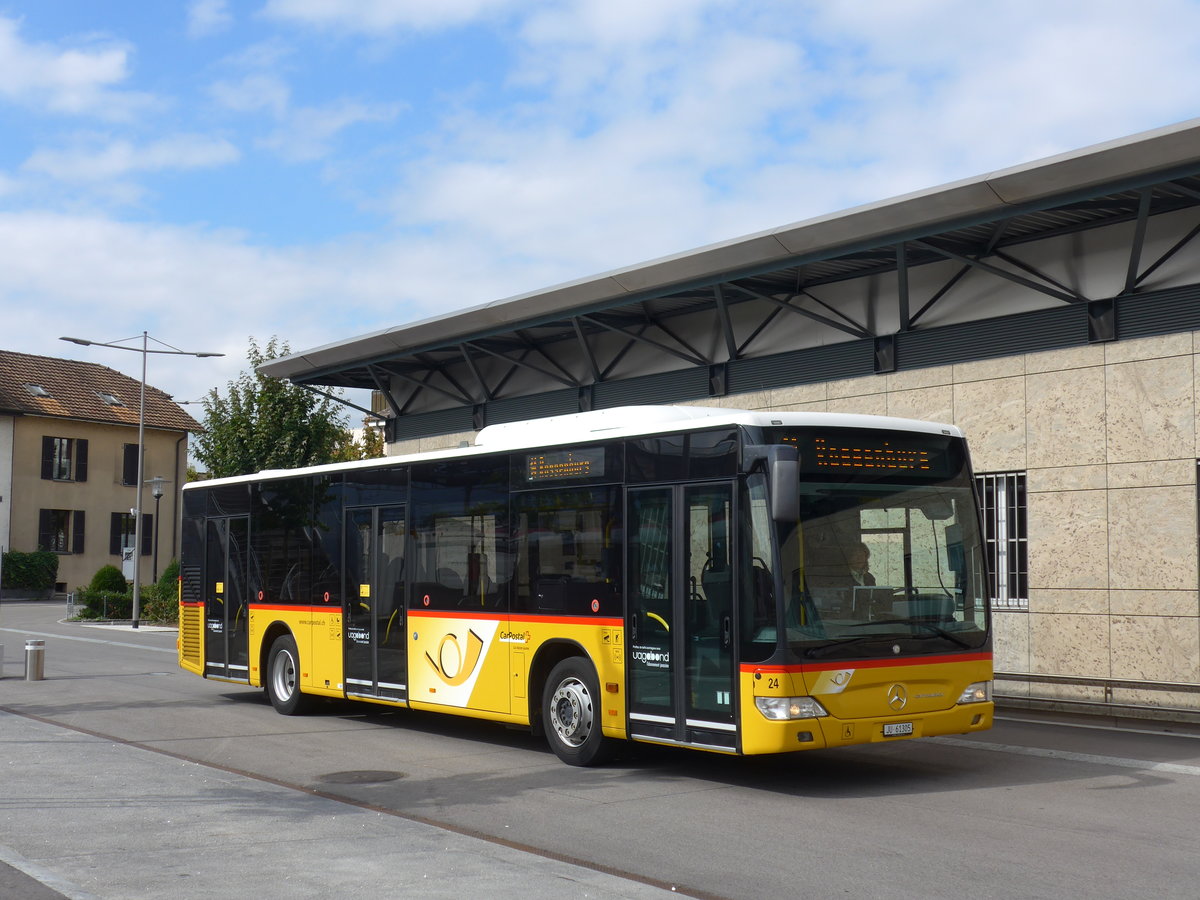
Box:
[742, 444, 799, 521]
[768, 446, 799, 522]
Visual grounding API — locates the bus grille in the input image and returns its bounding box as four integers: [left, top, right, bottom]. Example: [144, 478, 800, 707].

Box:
[179, 602, 203, 668]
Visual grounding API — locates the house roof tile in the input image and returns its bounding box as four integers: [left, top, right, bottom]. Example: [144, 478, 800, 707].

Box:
[0, 349, 201, 432]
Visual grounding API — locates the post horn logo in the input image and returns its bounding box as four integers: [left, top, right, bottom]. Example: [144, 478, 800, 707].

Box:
[425, 629, 485, 686]
[887, 683, 908, 711]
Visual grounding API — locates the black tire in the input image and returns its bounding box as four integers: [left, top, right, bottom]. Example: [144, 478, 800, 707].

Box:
[266, 634, 312, 715]
[542, 658, 615, 766]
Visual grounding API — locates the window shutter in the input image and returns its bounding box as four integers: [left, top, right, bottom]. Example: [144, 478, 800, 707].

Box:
[75, 440, 89, 482]
[110, 513, 123, 556]
[41, 437, 54, 480]
[72, 510, 86, 554]
[38, 509, 53, 549]
[122, 444, 139, 486]
[141, 514, 153, 556]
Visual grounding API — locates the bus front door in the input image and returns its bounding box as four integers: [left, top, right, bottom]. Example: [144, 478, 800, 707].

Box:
[344, 506, 407, 701]
[628, 484, 737, 750]
[204, 516, 250, 682]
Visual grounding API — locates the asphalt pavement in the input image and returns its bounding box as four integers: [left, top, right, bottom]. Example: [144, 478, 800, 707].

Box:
[0, 621, 678, 900]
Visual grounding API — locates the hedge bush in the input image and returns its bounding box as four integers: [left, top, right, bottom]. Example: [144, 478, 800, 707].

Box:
[72, 561, 181, 623]
[1, 550, 58, 591]
[76, 589, 132, 620]
[138, 562, 180, 624]
[89, 564, 129, 593]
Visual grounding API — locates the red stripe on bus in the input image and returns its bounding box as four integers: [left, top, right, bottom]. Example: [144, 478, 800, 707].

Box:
[741, 652, 992, 674]
[408, 608, 505, 621]
[249, 604, 340, 613]
[508, 613, 623, 628]
[242, 604, 622, 628]
[406, 609, 622, 628]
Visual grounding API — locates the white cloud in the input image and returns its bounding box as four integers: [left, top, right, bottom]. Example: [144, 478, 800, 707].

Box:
[261, 0, 523, 32]
[209, 73, 291, 117]
[0, 15, 155, 120]
[374, 0, 1200, 287]
[261, 100, 402, 162]
[23, 135, 240, 182]
[5, 0, 1200, 408]
[187, 0, 233, 38]
[522, 0, 735, 48]
[0, 212, 409, 402]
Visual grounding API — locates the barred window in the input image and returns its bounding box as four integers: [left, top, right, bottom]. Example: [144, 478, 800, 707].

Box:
[975, 471, 1028, 610]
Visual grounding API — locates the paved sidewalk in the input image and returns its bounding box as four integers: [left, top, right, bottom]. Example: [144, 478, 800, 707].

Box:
[0, 711, 675, 900]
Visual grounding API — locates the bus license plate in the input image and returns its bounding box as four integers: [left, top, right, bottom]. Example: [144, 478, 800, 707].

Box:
[883, 722, 913, 737]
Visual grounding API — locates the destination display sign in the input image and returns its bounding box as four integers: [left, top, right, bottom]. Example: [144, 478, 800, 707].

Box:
[768, 428, 961, 479]
[525, 447, 606, 483]
[808, 436, 933, 472]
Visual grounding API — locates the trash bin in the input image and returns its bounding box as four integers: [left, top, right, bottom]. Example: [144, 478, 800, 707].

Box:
[25, 639, 45, 681]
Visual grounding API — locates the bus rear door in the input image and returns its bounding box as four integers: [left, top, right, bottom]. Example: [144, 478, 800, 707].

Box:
[204, 516, 250, 682]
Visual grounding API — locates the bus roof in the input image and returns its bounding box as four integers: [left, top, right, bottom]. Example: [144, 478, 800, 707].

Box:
[185, 406, 964, 490]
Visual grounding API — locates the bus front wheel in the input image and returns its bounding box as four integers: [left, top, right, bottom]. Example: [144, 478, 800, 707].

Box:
[266, 634, 312, 715]
[542, 658, 615, 766]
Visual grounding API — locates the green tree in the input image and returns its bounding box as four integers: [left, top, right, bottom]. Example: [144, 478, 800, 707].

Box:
[331, 418, 387, 463]
[194, 337, 358, 478]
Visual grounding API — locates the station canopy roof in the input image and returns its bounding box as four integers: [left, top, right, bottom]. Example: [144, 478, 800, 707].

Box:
[260, 119, 1200, 424]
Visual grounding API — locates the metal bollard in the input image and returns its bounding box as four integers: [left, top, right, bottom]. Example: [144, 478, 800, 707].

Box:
[25, 639, 45, 681]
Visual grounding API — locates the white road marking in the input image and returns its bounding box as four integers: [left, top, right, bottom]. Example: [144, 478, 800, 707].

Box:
[0, 627, 176, 655]
[932, 735, 1200, 777]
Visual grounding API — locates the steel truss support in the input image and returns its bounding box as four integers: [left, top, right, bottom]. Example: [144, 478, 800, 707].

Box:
[911, 238, 1083, 305]
[578, 312, 708, 367]
[571, 317, 602, 383]
[461, 340, 578, 388]
[727, 282, 872, 339]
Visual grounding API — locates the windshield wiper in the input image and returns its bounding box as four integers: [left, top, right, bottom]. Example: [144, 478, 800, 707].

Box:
[855, 618, 972, 648]
[803, 636, 883, 657]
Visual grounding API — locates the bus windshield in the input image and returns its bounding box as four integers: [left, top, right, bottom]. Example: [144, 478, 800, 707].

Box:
[767, 429, 989, 660]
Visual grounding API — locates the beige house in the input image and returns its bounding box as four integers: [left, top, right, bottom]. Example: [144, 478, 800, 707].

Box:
[0, 350, 199, 593]
[262, 120, 1200, 720]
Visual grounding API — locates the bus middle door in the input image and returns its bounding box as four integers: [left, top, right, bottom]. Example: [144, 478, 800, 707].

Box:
[344, 506, 408, 701]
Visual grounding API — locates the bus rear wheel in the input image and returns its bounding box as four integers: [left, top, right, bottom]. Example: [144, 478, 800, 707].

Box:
[542, 658, 615, 766]
[266, 634, 312, 715]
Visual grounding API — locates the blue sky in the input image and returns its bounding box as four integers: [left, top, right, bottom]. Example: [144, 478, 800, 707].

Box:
[4, 0, 1200, 407]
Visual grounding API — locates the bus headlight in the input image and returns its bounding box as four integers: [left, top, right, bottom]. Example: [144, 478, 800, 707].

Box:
[755, 696, 829, 720]
[957, 681, 992, 704]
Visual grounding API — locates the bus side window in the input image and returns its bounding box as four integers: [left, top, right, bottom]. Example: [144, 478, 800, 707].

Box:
[513, 487, 622, 617]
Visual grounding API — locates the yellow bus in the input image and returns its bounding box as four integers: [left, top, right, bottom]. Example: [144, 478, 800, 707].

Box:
[178, 406, 993, 765]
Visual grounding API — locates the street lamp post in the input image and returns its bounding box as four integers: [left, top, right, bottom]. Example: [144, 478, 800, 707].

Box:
[61, 333, 222, 629]
[148, 476, 168, 582]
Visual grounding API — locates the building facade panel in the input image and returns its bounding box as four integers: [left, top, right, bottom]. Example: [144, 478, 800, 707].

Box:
[1110, 615, 1200, 683]
[952, 377, 1027, 470]
[1107, 485, 1197, 592]
[1104, 355, 1194, 464]
[1026, 489, 1110, 592]
[1025, 366, 1108, 469]
[1029, 612, 1112, 679]
[8, 416, 187, 591]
